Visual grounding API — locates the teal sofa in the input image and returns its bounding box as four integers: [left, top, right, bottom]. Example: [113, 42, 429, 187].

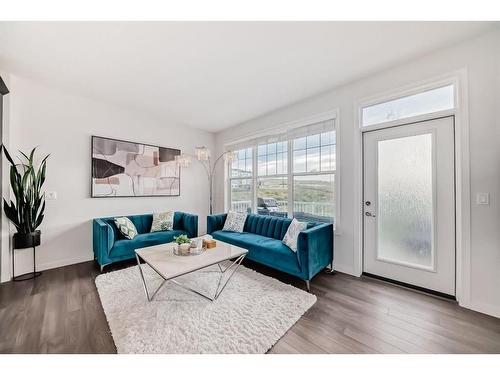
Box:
[93, 212, 198, 271]
[207, 213, 333, 291]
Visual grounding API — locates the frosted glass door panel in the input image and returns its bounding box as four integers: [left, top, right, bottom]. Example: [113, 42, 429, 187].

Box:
[377, 133, 434, 269]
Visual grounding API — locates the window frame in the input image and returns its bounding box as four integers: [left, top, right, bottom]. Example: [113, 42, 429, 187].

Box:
[359, 79, 458, 132]
[228, 147, 254, 214]
[352, 71, 471, 309]
[361, 84, 455, 128]
[225, 110, 339, 226]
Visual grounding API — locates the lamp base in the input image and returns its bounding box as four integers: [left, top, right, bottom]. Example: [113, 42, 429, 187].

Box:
[13, 271, 42, 282]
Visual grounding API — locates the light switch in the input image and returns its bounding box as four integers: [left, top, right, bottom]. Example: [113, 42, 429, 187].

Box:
[46, 191, 57, 200]
[476, 193, 489, 205]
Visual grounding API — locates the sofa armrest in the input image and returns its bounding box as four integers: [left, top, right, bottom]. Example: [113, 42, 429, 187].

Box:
[297, 223, 334, 280]
[93, 219, 115, 260]
[179, 212, 198, 238]
[207, 214, 227, 234]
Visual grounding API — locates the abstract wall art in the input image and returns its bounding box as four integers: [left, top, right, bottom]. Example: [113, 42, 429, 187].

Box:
[91, 136, 181, 197]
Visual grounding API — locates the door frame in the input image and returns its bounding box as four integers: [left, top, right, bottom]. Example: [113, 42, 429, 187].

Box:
[352, 69, 471, 308]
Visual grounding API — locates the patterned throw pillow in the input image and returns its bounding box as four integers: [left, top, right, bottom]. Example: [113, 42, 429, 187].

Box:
[114, 217, 138, 240]
[222, 211, 247, 233]
[150, 211, 175, 232]
[282, 218, 308, 252]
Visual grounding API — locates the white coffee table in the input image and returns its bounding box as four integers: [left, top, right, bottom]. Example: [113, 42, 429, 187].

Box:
[134, 239, 248, 302]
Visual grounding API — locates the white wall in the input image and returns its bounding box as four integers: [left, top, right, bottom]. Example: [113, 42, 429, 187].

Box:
[214, 29, 500, 317]
[1, 74, 214, 281]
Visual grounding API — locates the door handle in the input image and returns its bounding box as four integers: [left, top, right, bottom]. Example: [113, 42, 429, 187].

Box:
[365, 212, 376, 217]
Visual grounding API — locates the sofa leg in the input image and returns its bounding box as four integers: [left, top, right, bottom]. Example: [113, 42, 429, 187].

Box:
[305, 280, 311, 293]
[324, 263, 335, 274]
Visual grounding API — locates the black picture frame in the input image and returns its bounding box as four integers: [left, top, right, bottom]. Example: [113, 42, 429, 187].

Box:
[91, 135, 181, 198]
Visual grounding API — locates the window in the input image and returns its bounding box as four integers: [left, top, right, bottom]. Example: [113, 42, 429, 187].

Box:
[362, 84, 455, 127]
[293, 131, 335, 173]
[257, 177, 288, 217]
[293, 174, 335, 221]
[257, 140, 288, 217]
[227, 119, 336, 224]
[258, 141, 287, 176]
[292, 130, 335, 223]
[229, 147, 252, 213]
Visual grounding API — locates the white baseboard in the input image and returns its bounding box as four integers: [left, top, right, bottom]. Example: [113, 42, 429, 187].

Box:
[37, 254, 94, 272]
[0, 253, 94, 283]
[332, 264, 500, 319]
[333, 263, 357, 276]
[1, 272, 10, 283]
[468, 300, 500, 319]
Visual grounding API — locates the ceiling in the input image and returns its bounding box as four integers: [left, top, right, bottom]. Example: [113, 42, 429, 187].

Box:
[0, 22, 496, 132]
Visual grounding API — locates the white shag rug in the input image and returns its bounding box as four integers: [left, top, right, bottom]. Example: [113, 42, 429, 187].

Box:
[95, 262, 316, 354]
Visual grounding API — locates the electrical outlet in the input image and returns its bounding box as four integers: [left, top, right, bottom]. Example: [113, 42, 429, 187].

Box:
[476, 193, 489, 205]
[46, 191, 57, 200]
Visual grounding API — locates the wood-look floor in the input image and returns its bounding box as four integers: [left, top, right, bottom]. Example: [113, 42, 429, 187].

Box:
[1, 259, 500, 354]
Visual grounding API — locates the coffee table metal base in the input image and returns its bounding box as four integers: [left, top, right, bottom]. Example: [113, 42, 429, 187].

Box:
[135, 253, 246, 302]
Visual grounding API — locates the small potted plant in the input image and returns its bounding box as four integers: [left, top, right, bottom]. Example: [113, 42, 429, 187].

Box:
[173, 234, 191, 255]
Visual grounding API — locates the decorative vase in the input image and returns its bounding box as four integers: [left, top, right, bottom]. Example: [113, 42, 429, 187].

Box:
[175, 242, 191, 255]
[13, 230, 41, 249]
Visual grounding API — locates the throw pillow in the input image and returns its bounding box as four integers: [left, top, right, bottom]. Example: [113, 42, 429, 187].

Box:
[222, 211, 247, 233]
[114, 217, 138, 240]
[150, 211, 175, 232]
[282, 218, 308, 252]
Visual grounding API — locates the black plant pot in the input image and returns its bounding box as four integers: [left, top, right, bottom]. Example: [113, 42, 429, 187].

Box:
[12, 230, 42, 281]
[13, 230, 41, 249]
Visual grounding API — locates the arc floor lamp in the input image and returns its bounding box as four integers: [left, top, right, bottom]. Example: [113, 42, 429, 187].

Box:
[176, 147, 236, 215]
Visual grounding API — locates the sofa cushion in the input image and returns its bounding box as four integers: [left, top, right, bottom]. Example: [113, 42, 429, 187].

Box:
[114, 217, 138, 239]
[211, 230, 302, 277]
[282, 218, 308, 252]
[222, 211, 247, 232]
[150, 211, 175, 232]
[110, 229, 187, 258]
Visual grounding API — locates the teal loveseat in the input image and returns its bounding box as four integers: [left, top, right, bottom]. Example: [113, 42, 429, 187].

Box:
[207, 213, 333, 291]
[93, 212, 198, 271]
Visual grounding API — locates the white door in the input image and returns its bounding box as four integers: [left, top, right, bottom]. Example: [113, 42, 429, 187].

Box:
[363, 116, 455, 296]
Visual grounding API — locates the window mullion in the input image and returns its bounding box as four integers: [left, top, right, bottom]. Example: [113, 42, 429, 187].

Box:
[287, 139, 293, 218]
[252, 146, 257, 214]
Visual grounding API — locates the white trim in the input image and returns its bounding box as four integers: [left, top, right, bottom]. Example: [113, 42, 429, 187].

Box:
[334, 108, 342, 235]
[453, 69, 471, 309]
[468, 301, 500, 319]
[252, 147, 258, 213]
[223, 109, 338, 147]
[353, 69, 471, 308]
[360, 109, 456, 133]
[360, 78, 458, 128]
[332, 263, 355, 275]
[353, 99, 364, 277]
[35, 254, 94, 272]
[1, 253, 93, 283]
[286, 139, 293, 218]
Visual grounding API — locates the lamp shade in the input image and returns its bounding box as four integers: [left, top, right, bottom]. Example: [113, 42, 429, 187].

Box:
[224, 150, 237, 162]
[175, 153, 191, 168]
[195, 146, 211, 161]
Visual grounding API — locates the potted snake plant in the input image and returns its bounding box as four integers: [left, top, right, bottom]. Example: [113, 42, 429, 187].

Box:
[2, 145, 49, 249]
